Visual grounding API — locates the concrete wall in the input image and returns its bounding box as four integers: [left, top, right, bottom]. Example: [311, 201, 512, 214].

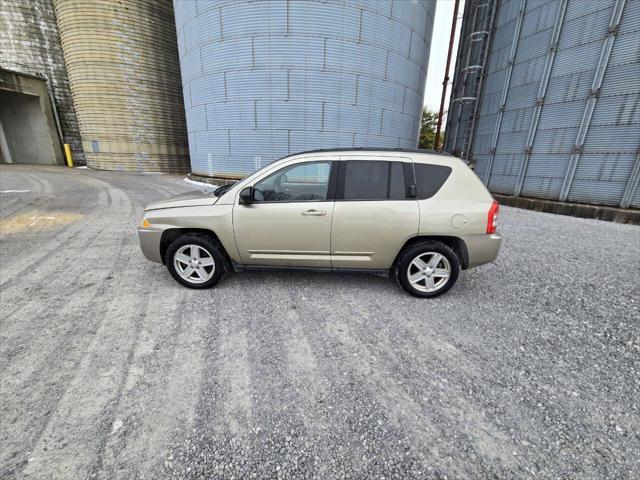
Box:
[0, 0, 84, 164]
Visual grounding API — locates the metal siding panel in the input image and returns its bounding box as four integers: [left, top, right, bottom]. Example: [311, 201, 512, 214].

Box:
[174, 0, 197, 32]
[521, 172, 566, 199]
[600, 62, 640, 96]
[253, 36, 325, 70]
[387, 52, 426, 91]
[289, 70, 358, 104]
[183, 8, 220, 53]
[206, 101, 256, 130]
[403, 87, 423, 116]
[221, 1, 287, 38]
[532, 126, 579, 153]
[536, 99, 586, 129]
[552, 40, 603, 78]
[194, 130, 229, 154]
[572, 153, 637, 182]
[564, 0, 613, 20]
[179, 48, 202, 83]
[325, 39, 387, 79]
[504, 81, 539, 109]
[514, 28, 553, 64]
[632, 183, 640, 208]
[583, 124, 640, 152]
[568, 179, 627, 205]
[225, 70, 289, 101]
[607, 31, 640, 65]
[200, 38, 253, 73]
[543, 70, 597, 104]
[495, 0, 521, 28]
[619, 0, 640, 35]
[474, 153, 491, 179]
[588, 93, 640, 126]
[289, 2, 359, 41]
[185, 105, 207, 132]
[189, 73, 226, 106]
[361, 11, 411, 57]
[354, 133, 402, 148]
[557, 7, 615, 50]
[323, 104, 382, 135]
[256, 101, 323, 131]
[520, 0, 559, 37]
[510, 55, 547, 87]
[391, 0, 430, 39]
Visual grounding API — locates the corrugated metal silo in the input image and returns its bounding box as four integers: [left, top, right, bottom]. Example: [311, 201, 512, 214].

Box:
[446, 0, 640, 209]
[53, 0, 189, 173]
[174, 0, 435, 179]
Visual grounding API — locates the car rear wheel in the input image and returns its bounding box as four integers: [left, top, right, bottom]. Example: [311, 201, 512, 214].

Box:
[165, 234, 228, 289]
[395, 241, 460, 298]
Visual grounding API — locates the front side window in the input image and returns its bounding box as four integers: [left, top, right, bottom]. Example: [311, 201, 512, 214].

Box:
[342, 161, 408, 200]
[253, 161, 332, 202]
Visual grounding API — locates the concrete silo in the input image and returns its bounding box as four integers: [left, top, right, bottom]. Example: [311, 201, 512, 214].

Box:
[446, 0, 640, 209]
[0, 0, 83, 165]
[174, 0, 435, 179]
[53, 0, 189, 173]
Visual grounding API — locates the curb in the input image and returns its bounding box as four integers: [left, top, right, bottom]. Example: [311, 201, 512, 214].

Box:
[493, 194, 640, 225]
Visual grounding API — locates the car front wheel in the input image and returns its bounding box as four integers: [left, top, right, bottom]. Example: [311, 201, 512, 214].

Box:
[395, 241, 460, 298]
[165, 234, 228, 289]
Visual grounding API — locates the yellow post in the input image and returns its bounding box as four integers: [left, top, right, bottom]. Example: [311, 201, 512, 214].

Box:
[63, 143, 74, 167]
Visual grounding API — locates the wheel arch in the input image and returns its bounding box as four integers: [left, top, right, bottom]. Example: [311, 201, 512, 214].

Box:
[393, 235, 469, 270]
[160, 228, 230, 265]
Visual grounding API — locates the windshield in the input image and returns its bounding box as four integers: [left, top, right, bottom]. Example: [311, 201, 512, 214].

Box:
[213, 182, 236, 197]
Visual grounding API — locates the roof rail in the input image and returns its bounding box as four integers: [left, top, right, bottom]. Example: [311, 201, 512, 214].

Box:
[290, 147, 454, 157]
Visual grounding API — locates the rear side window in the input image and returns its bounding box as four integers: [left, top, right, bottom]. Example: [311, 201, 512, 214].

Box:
[413, 163, 452, 199]
[341, 161, 409, 200]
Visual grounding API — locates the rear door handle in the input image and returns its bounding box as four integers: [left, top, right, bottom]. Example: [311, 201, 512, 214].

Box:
[302, 209, 326, 216]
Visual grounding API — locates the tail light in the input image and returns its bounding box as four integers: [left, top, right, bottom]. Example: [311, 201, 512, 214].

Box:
[487, 200, 499, 234]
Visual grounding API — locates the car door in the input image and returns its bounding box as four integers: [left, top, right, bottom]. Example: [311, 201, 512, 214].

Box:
[330, 157, 419, 270]
[233, 160, 336, 267]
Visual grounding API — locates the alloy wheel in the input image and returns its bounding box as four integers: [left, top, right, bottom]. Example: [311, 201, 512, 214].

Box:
[406, 252, 451, 293]
[173, 244, 215, 284]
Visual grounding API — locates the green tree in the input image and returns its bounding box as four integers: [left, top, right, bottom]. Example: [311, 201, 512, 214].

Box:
[418, 109, 443, 150]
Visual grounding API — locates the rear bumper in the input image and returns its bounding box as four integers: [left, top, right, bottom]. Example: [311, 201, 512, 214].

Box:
[463, 232, 502, 268]
[138, 227, 164, 263]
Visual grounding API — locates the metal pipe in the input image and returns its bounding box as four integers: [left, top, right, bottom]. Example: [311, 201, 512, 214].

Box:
[435, 0, 461, 151]
[464, 0, 499, 165]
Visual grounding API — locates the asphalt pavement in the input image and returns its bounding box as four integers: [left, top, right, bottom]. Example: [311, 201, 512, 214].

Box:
[0, 164, 638, 479]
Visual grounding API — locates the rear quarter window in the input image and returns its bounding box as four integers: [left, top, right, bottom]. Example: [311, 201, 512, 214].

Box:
[414, 163, 452, 199]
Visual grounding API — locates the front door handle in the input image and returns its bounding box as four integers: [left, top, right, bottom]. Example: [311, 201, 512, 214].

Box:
[302, 209, 326, 216]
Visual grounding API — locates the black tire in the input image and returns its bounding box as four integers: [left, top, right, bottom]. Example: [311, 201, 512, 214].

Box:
[165, 234, 229, 289]
[394, 241, 460, 298]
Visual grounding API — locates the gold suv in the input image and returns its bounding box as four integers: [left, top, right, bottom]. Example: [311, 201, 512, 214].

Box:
[138, 149, 501, 297]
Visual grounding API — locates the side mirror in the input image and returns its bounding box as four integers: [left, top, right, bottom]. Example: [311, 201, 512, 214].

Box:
[408, 184, 417, 198]
[239, 186, 254, 205]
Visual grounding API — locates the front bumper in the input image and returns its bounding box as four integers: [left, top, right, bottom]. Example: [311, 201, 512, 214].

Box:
[464, 232, 502, 268]
[138, 227, 164, 263]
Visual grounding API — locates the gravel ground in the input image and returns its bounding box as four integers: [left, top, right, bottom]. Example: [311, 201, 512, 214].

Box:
[1, 164, 638, 480]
